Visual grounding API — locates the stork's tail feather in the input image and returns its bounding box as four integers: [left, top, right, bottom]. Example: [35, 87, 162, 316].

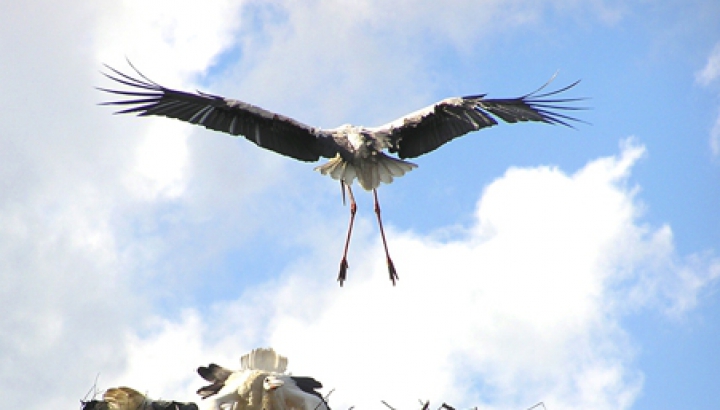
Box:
[240, 347, 288, 373]
[357, 154, 417, 191]
[314, 155, 356, 184]
[315, 153, 417, 191]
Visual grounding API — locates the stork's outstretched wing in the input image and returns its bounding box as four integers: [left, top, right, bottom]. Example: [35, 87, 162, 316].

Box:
[379, 77, 585, 159]
[99, 63, 324, 162]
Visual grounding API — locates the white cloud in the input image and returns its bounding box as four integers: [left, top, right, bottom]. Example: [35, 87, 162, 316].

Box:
[697, 42, 720, 156]
[0, 1, 247, 408]
[121, 121, 191, 201]
[1, 1, 715, 410]
[696, 42, 720, 86]
[112, 140, 719, 410]
[710, 108, 720, 157]
[93, 0, 244, 79]
[210, 0, 625, 129]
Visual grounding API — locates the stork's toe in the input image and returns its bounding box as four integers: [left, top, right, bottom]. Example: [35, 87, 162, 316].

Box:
[338, 258, 349, 287]
[387, 257, 398, 285]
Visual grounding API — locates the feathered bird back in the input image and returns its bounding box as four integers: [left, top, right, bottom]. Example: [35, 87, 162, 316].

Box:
[103, 387, 146, 410]
[100, 386, 198, 410]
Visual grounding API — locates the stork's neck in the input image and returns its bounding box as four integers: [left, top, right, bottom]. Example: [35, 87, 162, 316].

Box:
[264, 389, 285, 410]
[347, 131, 365, 151]
[335, 124, 367, 152]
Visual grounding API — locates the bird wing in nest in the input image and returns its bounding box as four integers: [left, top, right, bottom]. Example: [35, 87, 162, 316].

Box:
[196, 363, 235, 398]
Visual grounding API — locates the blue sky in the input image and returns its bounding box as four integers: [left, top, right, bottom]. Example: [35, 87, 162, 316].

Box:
[1, 1, 719, 410]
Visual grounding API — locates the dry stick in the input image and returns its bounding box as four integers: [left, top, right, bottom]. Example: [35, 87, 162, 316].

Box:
[80, 374, 103, 409]
[381, 400, 397, 410]
[314, 388, 335, 410]
[322, 388, 335, 402]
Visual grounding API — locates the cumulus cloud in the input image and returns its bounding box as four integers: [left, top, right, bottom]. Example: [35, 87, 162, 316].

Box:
[2, 1, 715, 410]
[112, 140, 719, 410]
[207, 0, 626, 129]
[0, 1, 245, 408]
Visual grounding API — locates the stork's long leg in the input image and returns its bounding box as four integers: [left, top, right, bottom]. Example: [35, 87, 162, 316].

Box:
[373, 189, 398, 285]
[337, 182, 357, 286]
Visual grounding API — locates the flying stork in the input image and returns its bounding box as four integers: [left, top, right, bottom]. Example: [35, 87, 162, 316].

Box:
[100, 63, 583, 286]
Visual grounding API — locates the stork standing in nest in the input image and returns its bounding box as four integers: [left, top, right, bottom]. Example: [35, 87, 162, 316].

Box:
[197, 348, 327, 410]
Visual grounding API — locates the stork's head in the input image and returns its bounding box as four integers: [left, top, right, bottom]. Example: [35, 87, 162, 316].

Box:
[263, 375, 285, 391]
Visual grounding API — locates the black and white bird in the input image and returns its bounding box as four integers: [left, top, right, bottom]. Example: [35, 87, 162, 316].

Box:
[196, 347, 327, 410]
[100, 63, 583, 285]
[263, 374, 329, 410]
[197, 348, 288, 410]
[81, 386, 198, 410]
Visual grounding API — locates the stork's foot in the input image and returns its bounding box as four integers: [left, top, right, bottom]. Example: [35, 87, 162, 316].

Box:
[337, 258, 349, 287]
[387, 257, 398, 286]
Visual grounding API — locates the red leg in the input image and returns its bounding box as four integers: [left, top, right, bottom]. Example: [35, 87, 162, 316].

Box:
[340, 179, 346, 206]
[373, 189, 398, 285]
[338, 183, 357, 286]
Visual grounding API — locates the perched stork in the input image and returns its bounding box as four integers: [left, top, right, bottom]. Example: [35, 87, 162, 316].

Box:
[80, 386, 198, 410]
[196, 347, 292, 410]
[100, 63, 583, 285]
[263, 374, 330, 410]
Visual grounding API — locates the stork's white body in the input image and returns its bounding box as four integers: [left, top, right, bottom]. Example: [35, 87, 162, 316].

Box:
[204, 370, 267, 410]
[199, 348, 288, 410]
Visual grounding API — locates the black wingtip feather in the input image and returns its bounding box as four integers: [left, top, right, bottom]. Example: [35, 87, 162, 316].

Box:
[98, 61, 323, 162]
[479, 75, 589, 128]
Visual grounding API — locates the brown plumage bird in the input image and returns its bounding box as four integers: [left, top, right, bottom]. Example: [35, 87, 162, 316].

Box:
[80, 386, 197, 410]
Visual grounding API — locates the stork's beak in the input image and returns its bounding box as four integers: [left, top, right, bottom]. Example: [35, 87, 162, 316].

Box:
[265, 377, 284, 390]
